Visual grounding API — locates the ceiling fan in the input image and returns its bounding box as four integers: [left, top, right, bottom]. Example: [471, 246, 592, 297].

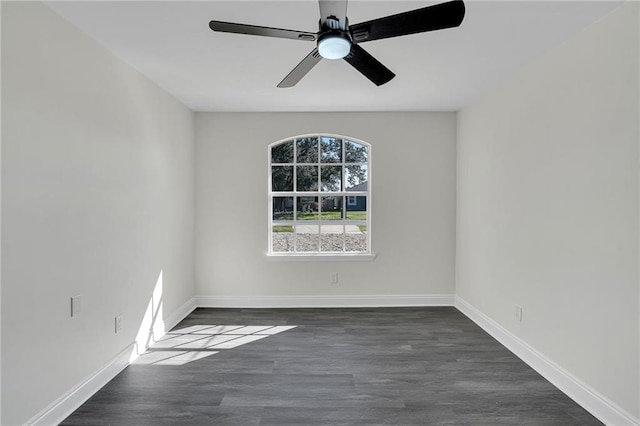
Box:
[209, 0, 465, 88]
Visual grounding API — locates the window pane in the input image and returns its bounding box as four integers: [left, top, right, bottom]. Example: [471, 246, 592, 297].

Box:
[321, 166, 342, 192]
[321, 137, 342, 163]
[321, 196, 343, 220]
[296, 196, 318, 220]
[296, 166, 318, 191]
[345, 140, 367, 163]
[271, 140, 294, 164]
[272, 197, 293, 221]
[272, 226, 294, 253]
[346, 196, 367, 220]
[320, 224, 344, 252]
[272, 166, 293, 191]
[346, 194, 367, 252]
[296, 231, 319, 252]
[296, 137, 318, 163]
[345, 165, 367, 191]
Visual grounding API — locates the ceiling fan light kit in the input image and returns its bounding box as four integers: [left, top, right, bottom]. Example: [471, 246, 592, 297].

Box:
[317, 33, 351, 59]
[209, 0, 465, 87]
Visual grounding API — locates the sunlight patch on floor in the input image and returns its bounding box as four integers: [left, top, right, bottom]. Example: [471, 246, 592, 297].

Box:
[133, 324, 297, 366]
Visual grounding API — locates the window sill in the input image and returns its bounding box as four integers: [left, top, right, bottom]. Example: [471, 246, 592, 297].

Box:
[265, 253, 376, 262]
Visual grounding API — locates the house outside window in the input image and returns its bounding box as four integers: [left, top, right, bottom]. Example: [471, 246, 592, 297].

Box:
[269, 135, 370, 256]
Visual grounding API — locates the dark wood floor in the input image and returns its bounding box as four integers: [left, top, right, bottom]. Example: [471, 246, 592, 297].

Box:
[62, 307, 602, 425]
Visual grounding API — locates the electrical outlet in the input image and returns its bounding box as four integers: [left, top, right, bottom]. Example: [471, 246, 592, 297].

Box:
[71, 295, 82, 317]
[115, 315, 124, 334]
[515, 305, 523, 322]
[330, 272, 338, 284]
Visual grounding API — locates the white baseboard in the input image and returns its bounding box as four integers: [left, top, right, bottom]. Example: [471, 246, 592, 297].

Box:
[27, 298, 197, 426]
[165, 296, 197, 331]
[455, 296, 639, 426]
[195, 294, 455, 308]
[27, 343, 133, 426]
[29, 294, 452, 424]
[29, 295, 635, 426]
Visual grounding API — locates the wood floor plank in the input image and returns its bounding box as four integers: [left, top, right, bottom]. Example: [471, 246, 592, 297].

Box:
[61, 307, 603, 425]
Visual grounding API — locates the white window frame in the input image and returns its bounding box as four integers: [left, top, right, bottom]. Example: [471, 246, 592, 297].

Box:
[267, 134, 374, 260]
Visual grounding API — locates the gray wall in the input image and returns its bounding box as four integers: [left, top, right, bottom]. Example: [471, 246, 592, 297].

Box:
[195, 112, 457, 301]
[1, 3, 195, 424]
[456, 3, 639, 419]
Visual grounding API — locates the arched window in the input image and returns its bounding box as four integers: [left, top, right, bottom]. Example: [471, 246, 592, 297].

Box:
[269, 135, 370, 256]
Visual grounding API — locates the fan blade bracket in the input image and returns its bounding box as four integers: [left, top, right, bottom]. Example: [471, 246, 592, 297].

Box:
[350, 27, 370, 43]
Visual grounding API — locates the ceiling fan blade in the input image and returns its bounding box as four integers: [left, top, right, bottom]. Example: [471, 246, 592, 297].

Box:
[348, 0, 465, 43]
[277, 48, 323, 88]
[343, 44, 395, 86]
[319, 0, 348, 30]
[209, 21, 317, 42]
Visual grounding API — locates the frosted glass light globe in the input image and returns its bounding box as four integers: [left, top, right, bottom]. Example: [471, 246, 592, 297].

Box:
[318, 36, 351, 60]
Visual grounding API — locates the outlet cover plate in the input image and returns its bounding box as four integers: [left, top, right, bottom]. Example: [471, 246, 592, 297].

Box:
[515, 305, 523, 322]
[71, 295, 82, 317]
[115, 315, 123, 333]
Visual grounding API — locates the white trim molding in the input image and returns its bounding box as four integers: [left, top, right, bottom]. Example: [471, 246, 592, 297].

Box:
[455, 296, 640, 426]
[27, 343, 134, 426]
[28, 295, 635, 426]
[196, 294, 455, 308]
[27, 298, 198, 426]
[266, 253, 376, 262]
[165, 297, 197, 332]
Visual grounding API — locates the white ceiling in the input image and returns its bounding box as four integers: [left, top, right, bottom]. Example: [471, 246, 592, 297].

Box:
[45, 1, 621, 112]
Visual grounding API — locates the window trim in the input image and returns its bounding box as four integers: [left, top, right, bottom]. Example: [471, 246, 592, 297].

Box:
[267, 134, 373, 259]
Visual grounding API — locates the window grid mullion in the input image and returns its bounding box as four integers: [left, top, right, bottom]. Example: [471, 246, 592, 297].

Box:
[293, 139, 298, 252]
[317, 138, 321, 197]
[341, 138, 346, 252]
